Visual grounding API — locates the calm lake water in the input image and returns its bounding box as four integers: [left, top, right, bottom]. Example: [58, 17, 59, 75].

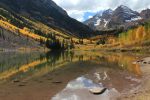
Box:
[0, 51, 149, 100]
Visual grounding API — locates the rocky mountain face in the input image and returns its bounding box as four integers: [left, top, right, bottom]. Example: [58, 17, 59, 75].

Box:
[84, 9, 113, 30]
[140, 9, 150, 20]
[0, 0, 94, 38]
[84, 5, 150, 31]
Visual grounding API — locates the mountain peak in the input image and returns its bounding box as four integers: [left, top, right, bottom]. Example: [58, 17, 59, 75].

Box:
[84, 5, 146, 31]
[102, 9, 113, 16]
[116, 5, 133, 12]
[140, 8, 150, 20]
[119, 5, 129, 9]
[114, 5, 139, 17]
[101, 9, 113, 20]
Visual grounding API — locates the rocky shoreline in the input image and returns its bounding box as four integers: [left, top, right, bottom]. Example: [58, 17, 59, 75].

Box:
[121, 57, 150, 100]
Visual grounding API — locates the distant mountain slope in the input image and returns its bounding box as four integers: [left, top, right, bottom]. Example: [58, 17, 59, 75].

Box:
[0, 0, 94, 38]
[84, 5, 150, 31]
[140, 9, 150, 20]
[84, 9, 113, 30]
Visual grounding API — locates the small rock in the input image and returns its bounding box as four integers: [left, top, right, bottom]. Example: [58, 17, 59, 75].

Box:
[13, 79, 20, 83]
[52, 81, 62, 84]
[137, 59, 144, 63]
[132, 62, 137, 64]
[89, 87, 107, 95]
[137, 60, 140, 63]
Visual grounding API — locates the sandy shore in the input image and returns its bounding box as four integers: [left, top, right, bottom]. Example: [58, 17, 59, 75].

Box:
[121, 57, 150, 100]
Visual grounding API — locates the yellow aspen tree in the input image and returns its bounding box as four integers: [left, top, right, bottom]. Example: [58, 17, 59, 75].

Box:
[135, 26, 144, 41]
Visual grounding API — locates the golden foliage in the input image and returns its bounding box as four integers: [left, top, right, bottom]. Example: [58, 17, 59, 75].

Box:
[0, 20, 47, 41]
[118, 25, 150, 46]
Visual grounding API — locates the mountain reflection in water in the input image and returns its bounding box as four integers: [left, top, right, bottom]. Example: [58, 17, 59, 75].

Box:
[0, 51, 146, 100]
[52, 76, 120, 100]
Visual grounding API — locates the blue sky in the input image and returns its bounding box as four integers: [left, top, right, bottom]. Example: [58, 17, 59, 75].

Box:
[53, 0, 150, 22]
[83, 12, 96, 21]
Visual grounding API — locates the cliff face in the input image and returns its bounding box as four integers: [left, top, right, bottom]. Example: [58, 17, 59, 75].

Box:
[140, 9, 150, 20]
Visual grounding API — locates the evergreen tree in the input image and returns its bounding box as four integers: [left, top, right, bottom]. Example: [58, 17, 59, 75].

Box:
[40, 38, 44, 45]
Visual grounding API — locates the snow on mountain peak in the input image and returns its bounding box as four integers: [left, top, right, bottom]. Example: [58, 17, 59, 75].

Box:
[125, 16, 142, 22]
[84, 5, 148, 31]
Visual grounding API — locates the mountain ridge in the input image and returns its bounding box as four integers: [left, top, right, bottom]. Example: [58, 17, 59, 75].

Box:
[84, 5, 150, 31]
[0, 0, 94, 38]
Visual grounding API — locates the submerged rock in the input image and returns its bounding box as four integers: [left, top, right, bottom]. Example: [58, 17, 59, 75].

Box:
[140, 57, 150, 65]
[89, 87, 107, 95]
[13, 79, 20, 83]
[136, 60, 144, 63]
[143, 62, 147, 64]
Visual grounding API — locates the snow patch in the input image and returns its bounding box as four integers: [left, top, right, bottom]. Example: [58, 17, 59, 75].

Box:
[126, 16, 142, 22]
[94, 19, 101, 26]
[104, 19, 109, 27]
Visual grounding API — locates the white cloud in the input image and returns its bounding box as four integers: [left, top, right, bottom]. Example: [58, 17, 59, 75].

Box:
[88, 16, 93, 19]
[53, 0, 150, 21]
[67, 10, 85, 21]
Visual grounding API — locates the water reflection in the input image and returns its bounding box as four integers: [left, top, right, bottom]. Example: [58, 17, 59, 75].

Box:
[0, 51, 77, 82]
[0, 51, 143, 81]
[0, 51, 146, 100]
[52, 77, 120, 100]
